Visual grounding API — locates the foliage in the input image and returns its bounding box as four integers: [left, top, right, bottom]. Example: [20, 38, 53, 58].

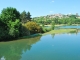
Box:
[33, 14, 80, 25]
[42, 27, 51, 33]
[0, 7, 80, 41]
[8, 19, 20, 38]
[0, 20, 8, 40]
[42, 29, 77, 35]
[0, 7, 20, 23]
[21, 25, 30, 36]
[51, 21, 55, 30]
[20, 11, 28, 24]
[25, 21, 42, 34]
[26, 11, 32, 21]
[20, 11, 32, 24]
[0, 7, 21, 40]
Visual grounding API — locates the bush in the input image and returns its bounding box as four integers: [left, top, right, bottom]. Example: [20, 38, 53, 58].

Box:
[21, 25, 30, 36]
[25, 21, 42, 34]
[42, 27, 51, 33]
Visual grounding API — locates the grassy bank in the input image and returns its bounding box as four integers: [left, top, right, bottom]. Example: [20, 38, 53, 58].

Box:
[42, 29, 77, 35]
[42, 24, 80, 27]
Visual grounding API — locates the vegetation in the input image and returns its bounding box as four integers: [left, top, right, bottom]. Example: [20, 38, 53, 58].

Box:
[20, 11, 31, 24]
[0, 7, 80, 41]
[0, 7, 35, 41]
[42, 29, 77, 35]
[33, 14, 80, 25]
[0, 7, 21, 40]
[25, 21, 42, 34]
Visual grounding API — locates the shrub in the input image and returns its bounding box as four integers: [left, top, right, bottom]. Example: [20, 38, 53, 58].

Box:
[25, 21, 42, 34]
[21, 25, 30, 36]
[42, 27, 51, 33]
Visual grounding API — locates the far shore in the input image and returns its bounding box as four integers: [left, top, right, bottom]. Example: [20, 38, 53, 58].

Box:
[42, 29, 78, 35]
[40, 24, 80, 27]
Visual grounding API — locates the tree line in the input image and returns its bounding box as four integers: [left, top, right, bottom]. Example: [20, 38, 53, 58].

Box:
[0, 7, 43, 41]
[33, 14, 80, 25]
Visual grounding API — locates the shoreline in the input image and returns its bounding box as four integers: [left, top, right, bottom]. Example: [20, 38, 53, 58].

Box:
[43, 24, 80, 27]
[0, 28, 79, 42]
[42, 29, 78, 35]
[21, 28, 78, 39]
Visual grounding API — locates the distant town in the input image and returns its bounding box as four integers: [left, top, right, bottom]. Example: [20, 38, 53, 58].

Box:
[33, 13, 80, 19]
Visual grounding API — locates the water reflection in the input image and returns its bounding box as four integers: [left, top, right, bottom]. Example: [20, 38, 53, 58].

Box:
[59, 25, 80, 29]
[69, 29, 79, 35]
[51, 29, 79, 39]
[0, 36, 41, 60]
[51, 34, 55, 38]
[1, 56, 5, 60]
[20, 32, 80, 60]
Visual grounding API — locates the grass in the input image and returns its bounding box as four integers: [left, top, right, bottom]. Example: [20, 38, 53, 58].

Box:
[42, 29, 77, 35]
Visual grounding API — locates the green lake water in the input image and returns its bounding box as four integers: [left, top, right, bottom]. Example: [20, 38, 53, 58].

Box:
[0, 32, 80, 60]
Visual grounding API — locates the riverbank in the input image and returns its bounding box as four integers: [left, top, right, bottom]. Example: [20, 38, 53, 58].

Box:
[42, 29, 77, 35]
[20, 29, 78, 39]
[44, 24, 80, 27]
[0, 29, 78, 41]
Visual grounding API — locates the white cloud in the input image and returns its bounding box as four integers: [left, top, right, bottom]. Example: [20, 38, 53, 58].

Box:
[52, 0, 54, 2]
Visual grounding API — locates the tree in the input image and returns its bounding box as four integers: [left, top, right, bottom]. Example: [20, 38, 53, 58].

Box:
[0, 7, 20, 23]
[26, 11, 32, 21]
[8, 19, 21, 38]
[0, 7, 21, 40]
[0, 19, 8, 40]
[20, 11, 32, 24]
[69, 15, 76, 19]
[53, 18, 59, 24]
[20, 11, 27, 24]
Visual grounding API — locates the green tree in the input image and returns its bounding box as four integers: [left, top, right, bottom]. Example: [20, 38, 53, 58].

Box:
[26, 11, 32, 21]
[0, 7, 21, 40]
[0, 7, 20, 23]
[20, 10, 27, 24]
[8, 19, 21, 38]
[0, 19, 8, 40]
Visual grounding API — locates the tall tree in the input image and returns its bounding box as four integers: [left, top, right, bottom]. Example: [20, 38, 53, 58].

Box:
[20, 11, 27, 24]
[20, 11, 32, 24]
[26, 11, 32, 21]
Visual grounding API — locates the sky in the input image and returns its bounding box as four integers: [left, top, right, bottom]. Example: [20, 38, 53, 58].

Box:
[0, 0, 80, 17]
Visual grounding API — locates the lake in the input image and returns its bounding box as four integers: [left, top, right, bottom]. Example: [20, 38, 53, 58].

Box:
[59, 25, 80, 29]
[45, 25, 80, 30]
[0, 32, 80, 60]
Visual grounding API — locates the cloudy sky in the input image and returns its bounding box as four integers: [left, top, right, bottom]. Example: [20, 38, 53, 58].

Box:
[0, 0, 80, 17]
